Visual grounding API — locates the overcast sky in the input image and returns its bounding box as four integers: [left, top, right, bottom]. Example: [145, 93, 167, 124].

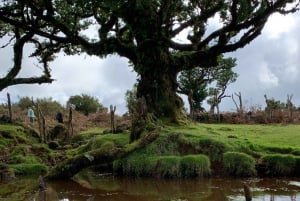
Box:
[1, 11, 300, 114]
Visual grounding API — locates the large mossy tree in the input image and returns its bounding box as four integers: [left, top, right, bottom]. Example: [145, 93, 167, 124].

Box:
[0, 0, 299, 127]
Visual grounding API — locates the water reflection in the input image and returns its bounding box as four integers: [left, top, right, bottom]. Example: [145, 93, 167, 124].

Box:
[1, 174, 300, 201]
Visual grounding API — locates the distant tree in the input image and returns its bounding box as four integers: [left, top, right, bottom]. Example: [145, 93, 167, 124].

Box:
[207, 57, 238, 120]
[35, 97, 63, 116]
[125, 86, 138, 116]
[264, 94, 285, 121]
[67, 94, 104, 116]
[178, 55, 236, 118]
[17, 96, 33, 110]
[178, 67, 208, 115]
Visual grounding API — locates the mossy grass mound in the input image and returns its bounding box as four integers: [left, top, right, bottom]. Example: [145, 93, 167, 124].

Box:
[223, 152, 256, 177]
[261, 154, 297, 177]
[113, 154, 211, 178]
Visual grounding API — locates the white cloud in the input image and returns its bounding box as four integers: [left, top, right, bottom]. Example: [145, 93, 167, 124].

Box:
[264, 13, 296, 39]
[258, 62, 279, 88]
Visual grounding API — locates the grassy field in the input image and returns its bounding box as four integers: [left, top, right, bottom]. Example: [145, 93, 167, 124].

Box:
[167, 123, 300, 151]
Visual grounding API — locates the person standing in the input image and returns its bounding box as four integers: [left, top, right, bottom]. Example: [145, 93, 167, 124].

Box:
[56, 111, 63, 123]
[27, 107, 35, 122]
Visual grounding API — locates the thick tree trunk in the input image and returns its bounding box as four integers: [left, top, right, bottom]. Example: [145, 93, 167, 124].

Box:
[130, 46, 185, 140]
[135, 45, 184, 123]
[137, 72, 183, 121]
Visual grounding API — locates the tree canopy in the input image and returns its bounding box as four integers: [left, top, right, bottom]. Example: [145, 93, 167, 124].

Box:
[178, 55, 237, 115]
[67, 94, 104, 116]
[0, 0, 299, 126]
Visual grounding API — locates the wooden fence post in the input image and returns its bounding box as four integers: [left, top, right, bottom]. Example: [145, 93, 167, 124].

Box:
[110, 105, 116, 133]
[6, 93, 12, 122]
[67, 106, 73, 142]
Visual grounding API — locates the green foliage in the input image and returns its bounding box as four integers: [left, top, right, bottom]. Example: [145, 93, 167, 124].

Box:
[207, 57, 238, 112]
[178, 55, 237, 113]
[223, 152, 256, 177]
[67, 94, 104, 116]
[125, 85, 137, 115]
[261, 154, 296, 176]
[17, 96, 63, 116]
[264, 95, 285, 112]
[177, 67, 208, 111]
[180, 155, 211, 178]
[35, 97, 63, 116]
[17, 96, 33, 110]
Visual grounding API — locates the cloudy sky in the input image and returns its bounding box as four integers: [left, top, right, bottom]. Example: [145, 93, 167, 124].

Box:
[0, 11, 300, 114]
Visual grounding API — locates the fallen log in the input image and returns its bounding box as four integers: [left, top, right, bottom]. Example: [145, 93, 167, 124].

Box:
[46, 132, 159, 180]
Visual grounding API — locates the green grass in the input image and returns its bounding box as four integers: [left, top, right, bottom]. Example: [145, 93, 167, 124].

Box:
[223, 152, 256, 177]
[167, 123, 300, 154]
[0, 124, 51, 176]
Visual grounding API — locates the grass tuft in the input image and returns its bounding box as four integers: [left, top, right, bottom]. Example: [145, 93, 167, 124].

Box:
[261, 154, 296, 176]
[223, 152, 256, 177]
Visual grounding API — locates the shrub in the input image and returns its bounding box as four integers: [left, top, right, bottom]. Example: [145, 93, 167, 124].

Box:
[36, 97, 63, 116]
[261, 154, 296, 176]
[67, 94, 105, 116]
[17, 96, 33, 110]
[180, 154, 211, 178]
[223, 152, 256, 177]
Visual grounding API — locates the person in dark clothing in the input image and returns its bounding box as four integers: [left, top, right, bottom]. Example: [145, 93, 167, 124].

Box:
[56, 111, 63, 123]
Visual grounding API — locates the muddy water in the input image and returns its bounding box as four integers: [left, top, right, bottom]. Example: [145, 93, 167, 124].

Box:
[1, 175, 300, 201]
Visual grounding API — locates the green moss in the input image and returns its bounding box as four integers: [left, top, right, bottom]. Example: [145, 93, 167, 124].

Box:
[261, 154, 296, 176]
[9, 163, 48, 175]
[223, 152, 256, 177]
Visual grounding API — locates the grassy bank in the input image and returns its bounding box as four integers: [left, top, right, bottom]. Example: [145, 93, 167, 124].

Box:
[1, 122, 300, 178]
[113, 123, 300, 178]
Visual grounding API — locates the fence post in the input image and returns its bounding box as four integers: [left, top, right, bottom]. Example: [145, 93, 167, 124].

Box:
[6, 93, 12, 122]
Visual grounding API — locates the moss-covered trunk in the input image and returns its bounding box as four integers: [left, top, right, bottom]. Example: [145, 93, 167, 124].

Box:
[137, 42, 185, 118]
[130, 44, 185, 140]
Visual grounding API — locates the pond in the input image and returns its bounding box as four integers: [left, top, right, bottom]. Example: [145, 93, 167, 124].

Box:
[1, 171, 300, 201]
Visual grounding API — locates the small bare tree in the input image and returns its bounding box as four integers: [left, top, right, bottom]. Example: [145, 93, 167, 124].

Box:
[286, 94, 294, 122]
[232, 92, 243, 115]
